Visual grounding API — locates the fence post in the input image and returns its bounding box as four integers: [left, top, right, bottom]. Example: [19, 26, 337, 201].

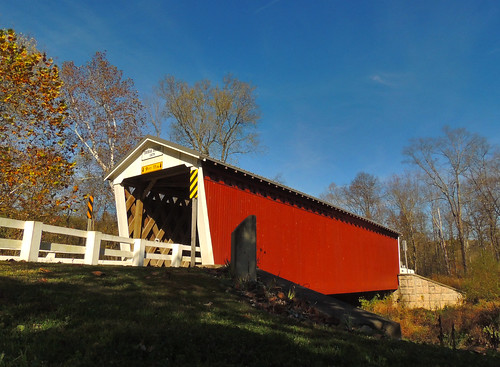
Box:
[171, 243, 182, 267]
[20, 221, 43, 261]
[132, 239, 145, 266]
[84, 231, 102, 265]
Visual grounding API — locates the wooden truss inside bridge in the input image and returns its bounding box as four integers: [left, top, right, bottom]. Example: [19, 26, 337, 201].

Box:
[121, 165, 199, 267]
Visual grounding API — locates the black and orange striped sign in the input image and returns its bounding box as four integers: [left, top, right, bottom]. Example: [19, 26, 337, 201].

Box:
[86, 195, 94, 219]
[189, 169, 198, 199]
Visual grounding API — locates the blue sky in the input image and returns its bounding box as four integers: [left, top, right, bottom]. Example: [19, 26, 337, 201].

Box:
[2, 0, 500, 197]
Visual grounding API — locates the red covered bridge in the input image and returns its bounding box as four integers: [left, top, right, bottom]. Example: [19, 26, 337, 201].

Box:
[106, 136, 400, 296]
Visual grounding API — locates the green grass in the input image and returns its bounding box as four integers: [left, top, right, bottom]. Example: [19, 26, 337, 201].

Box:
[0, 262, 499, 366]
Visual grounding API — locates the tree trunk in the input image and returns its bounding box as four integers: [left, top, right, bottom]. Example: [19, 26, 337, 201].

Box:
[410, 227, 418, 273]
[456, 213, 468, 275]
[489, 221, 500, 262]
[434, 208, 451, 275]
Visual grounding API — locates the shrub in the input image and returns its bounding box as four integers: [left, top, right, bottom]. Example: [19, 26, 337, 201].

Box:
[360, 293, 500, 350]
[464, 253, 500, 302]
[430, 274, 464, 291]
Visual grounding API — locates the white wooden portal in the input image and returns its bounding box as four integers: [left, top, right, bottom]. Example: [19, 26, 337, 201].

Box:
[105, 136, 214, 266]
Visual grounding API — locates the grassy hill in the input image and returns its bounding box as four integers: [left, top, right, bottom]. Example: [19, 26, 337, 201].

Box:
[0, 262, 499, 366]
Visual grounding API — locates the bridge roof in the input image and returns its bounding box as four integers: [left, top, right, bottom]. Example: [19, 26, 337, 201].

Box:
[105, 135, 400, 237]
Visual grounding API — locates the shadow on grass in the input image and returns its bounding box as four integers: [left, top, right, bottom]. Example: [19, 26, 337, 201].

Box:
[0, 262, 499, 367]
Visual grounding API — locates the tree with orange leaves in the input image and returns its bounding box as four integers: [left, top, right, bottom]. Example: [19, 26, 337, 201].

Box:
[0, 29, 76, 221]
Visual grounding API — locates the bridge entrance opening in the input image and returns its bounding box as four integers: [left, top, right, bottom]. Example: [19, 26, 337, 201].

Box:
[120, 164, 198, 266]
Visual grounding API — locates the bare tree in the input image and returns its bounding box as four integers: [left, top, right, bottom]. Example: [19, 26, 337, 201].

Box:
[156, 74, 261, 162]
[431, 204, 452, 275]
[403, 126, 489, 274]
[61, 52, 146, 219]
[143, 93, 166, 137]
[386, 172, 427, 273]
[466, 148, 500, 260]
[61, 52, 146, 180]
[321, 172, 386, 223]
[320, 182, 345, 208]
[343, 172, 385, 222]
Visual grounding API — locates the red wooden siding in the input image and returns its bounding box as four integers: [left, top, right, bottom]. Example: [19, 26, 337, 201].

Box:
[202, 164, 399, 295]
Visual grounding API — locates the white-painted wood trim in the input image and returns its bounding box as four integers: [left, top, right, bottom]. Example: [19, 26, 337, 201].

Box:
[42, 224, 88, 238]
[0, 216, 198, 267]
[182, 256, 202, 263]
[145, 253, 174, 260]
[0, 255, 20, 261]
[196, 166, 214, 265]
[101, 233, 134, 244]
[171, 243, 181, 267]
[37, 258, 85, 264]
[20, 221, 42, 261]
[0, 217, 26, 229]
[0, 239, 22, 250]
[147, 242, 182, 250]
[113, 185, 131, 254]
[132, 239, 145, 266]
[39, 242, 86, 254]
[84, 231, 102, 265]
[103, 248, 133, 258]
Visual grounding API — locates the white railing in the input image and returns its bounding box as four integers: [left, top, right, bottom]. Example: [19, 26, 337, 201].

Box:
[0, 217, 201, 267]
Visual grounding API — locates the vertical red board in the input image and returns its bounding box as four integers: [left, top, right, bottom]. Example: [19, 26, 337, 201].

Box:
[203, 166, 399, 295]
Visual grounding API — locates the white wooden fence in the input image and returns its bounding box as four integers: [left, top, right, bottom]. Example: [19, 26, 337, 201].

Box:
[0, 217, 200, 267]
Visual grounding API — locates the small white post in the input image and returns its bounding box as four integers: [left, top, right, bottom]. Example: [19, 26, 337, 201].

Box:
[196, 166, 215, 265]
[171, 243, 182, 267]
[20, 221, 43, 261]
[190, 197, 198, 267]
[84, 231, 102, 265]
[402, 240, 408, 270]
[114, 184, 131, 254]
[132, 239, 145, 266]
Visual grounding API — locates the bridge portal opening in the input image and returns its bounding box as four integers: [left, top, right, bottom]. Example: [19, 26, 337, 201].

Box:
[120, 164, 199, 266]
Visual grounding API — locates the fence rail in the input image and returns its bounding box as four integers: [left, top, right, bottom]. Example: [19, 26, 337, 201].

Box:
[0, 217, 200, 267]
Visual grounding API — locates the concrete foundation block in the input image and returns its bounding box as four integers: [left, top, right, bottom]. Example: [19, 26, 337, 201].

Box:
[395, 273, 464, 310]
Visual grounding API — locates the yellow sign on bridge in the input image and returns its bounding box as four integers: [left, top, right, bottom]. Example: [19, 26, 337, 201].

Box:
[141, 161, 163, 174]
